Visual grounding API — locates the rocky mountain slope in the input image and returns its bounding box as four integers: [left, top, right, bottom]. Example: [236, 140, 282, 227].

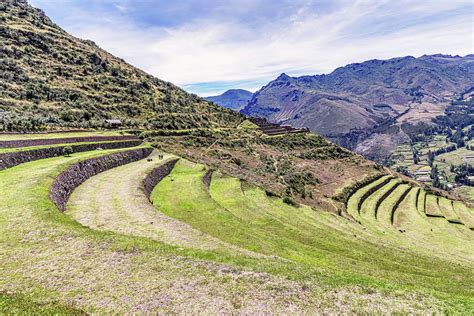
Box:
[0, 0, 241, 131]
[205, 89, 253, 111]
[242, 55, 474, 160]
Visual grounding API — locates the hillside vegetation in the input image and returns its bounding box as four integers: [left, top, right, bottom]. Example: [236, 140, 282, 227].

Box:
[0, 0, 241, 131]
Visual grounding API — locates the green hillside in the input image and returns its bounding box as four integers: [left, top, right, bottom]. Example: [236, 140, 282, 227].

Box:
[0, 0, 241, 131]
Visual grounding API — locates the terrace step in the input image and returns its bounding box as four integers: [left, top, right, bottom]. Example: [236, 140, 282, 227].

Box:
[374, 180, 402, 219]
[452, 202, 474, 230]
[0, 135, 139, 148]
[249, 118, 308, 136]
[438, 198, 463, 224]
[357, 178, 401, 221]
[66, 152, 249, 253]
[425, 195, 445, 218]
[346, 175, 393, 220]
[377, 184, 411, 226]
[416, 188, 427, 214]
[390, 186, 412, 224]
[0, 140, 143, 170]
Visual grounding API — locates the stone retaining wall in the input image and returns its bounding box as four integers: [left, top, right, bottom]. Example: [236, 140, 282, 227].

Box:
[357, 176, 394, 212]
[142, 159, 179, 200]
[0, 135, 139, 148]
[50, 148, 153, 211]
[0, 140, 143, 170]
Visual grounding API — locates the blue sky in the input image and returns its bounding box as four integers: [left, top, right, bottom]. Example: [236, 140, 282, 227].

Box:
[29, 0, 473, 96]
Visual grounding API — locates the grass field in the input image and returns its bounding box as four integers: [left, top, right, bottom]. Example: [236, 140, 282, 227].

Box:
[151, 160, 473, 312]
[425, 194, 444, 217]
[0, 134, 473, 313]
[438, 197, 462, 223]
[2, 149, 347, 313]
[456, 186, 474, 203]
[344, 175, 472, 261]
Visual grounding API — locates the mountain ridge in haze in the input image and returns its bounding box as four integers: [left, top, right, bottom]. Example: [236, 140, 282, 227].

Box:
[205, 89, 253, 111]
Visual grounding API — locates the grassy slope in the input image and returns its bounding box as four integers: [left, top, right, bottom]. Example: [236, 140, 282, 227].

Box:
[436, 147, 474, 166]
[0, 291, 83, 314]
[1, 149, 345, 313]
[1, 1, 242, 131]
[361, 179, 401, 220]
[352, 179, 472, 260]
[393, 189, 472, 261]
[151, 160, 473, 311]
[425, 195, 444, 217]
[438, 197, 462, 223]
[67, 152, 249, 254]
[377, 184, 411, 226]
[453, 201, 474, 229]
[417, 188, 427, 213]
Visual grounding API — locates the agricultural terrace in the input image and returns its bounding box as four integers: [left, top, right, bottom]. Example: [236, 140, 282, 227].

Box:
[0, 130, 472, 313]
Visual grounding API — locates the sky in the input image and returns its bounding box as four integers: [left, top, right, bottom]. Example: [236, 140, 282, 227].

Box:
[29, 0, 473, 96]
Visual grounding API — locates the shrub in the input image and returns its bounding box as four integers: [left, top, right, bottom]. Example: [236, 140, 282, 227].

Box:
[283, 196, 298, 207]
[63, 146, 73, 156]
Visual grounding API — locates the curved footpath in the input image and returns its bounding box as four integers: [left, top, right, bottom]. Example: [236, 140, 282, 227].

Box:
[67, 151, 258, 255]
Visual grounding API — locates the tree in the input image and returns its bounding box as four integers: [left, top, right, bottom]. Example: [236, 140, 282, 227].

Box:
[431, 165, 441, 188]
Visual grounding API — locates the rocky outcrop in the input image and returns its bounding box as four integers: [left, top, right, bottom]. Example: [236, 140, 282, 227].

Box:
[142, 159, 179, 200]
[50, 148, 153, 211]
[0, 135, 139, 148]
[0, 140, 143, 170]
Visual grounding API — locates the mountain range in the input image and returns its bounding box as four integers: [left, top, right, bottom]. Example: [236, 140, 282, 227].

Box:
[205, 89, 253, 111]
[235, 55, 474, 160]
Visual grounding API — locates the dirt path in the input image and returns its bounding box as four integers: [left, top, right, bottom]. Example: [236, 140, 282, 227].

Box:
[67, 151, 253, 254]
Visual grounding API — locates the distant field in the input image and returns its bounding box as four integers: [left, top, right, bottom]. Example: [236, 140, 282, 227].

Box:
[436, 147, 474, 166]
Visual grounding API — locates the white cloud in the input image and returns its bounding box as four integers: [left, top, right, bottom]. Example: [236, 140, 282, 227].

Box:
[31, 0, 473, 95]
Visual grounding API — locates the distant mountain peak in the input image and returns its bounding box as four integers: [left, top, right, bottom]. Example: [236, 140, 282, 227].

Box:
[277, 73, 291, 80]
[205, 89, 253, 111]
[223, 89, 251, 94]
